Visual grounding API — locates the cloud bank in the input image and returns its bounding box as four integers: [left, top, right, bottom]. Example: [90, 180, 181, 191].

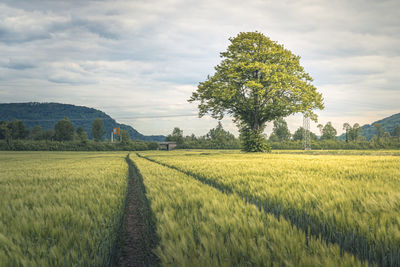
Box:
[0, 0, 399, 136]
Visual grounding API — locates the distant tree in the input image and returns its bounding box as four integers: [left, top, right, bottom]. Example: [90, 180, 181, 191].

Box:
[349, 123, 361, 141]
[292, 127, 317, 141]
[0, 121, 12, 146]
[92, 118, 105, 142]
[8, 120, 29, 139]
[43, 130, 55, 141]
[317, 124, 323, 137]
[121, 130, 130, 144]
[76, 126, 88, 143]
[31, 125, 43, 140]
[343, 123, 351, 142]
[189, 32, 324, 152]
[271, 118, 291, 141]
[166, 127, 184, 145]
[383, 131, 391, 140]
[393, 125, 400, 141]
[206, 122, 236, 148]
[321, 122, 337, 140]
[343, 123, 361, 142]
[0, 121, 7, 139]
[374, 123, 383, 142]
[54, 118, 74, 141]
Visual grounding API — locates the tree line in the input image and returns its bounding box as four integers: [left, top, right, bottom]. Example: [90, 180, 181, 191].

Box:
[0, 118, 158, 151]
[165, 119, 400, 150]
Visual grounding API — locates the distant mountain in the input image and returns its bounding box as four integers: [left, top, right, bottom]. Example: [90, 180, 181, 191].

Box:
[360, 113, 400, 140]
[338, 113, 400, 140]
[0, 102, 165, 142]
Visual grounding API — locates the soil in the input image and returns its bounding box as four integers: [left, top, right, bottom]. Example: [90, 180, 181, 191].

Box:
[117, 157, 159, 267]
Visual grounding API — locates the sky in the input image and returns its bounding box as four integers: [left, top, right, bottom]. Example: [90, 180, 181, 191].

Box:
[0, 0, 399, 137]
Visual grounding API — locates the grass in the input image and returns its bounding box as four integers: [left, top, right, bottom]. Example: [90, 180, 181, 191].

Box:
[138, 149, 400, 266]
[130, 153, 364, 266]
[0, 151, 128, 266]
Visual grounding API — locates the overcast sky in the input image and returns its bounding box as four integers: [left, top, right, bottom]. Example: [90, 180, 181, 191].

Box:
[1, 0, 399, 136]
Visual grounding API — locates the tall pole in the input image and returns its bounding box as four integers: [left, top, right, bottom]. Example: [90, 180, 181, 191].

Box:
[303, 115, 311, 150]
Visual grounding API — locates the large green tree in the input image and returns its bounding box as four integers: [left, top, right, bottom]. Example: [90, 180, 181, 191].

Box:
[189, 32, 323, 152]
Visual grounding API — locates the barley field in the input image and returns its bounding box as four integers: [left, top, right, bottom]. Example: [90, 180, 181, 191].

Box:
[130, 153, 363, 266]
[1, 150, 399, 266]
[0, 152, 128, 266]
[137, 149, 400, 266]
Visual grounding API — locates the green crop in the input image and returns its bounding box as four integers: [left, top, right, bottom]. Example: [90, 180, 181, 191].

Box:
[138, 150, 400, 266]
[130, 153, 364, 266]
[0, 152, 128, 266]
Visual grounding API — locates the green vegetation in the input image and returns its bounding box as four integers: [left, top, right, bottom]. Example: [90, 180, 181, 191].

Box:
[130, 153, 363, 266]
[0, 102, 165, 141]
[0, 119, 158, 151]
[138, 150, 400, 266]
[92, 118, 106, 141]
[359, 113, 400, 140]
[0, 139, 158, 151]
[0, 152, 128, 266]
[189, 31, 323, 152]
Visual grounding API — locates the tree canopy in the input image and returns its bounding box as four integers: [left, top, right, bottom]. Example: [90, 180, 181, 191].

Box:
[54, 118, 74, 141]
[189, 32, 323, 151]
[92, 118, 105, 142]
[269, 118, 291, 141]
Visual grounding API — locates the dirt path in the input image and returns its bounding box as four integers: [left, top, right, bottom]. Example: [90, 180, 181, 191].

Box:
[116, 156, 159, 267]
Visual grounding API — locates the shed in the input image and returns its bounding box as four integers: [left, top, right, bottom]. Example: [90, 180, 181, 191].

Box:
[158, 142, 177, 151]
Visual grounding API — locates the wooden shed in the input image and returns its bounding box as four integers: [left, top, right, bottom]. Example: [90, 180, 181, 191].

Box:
[158, 142, 177, 151]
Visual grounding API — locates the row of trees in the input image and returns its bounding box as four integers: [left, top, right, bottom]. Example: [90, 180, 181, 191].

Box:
[0, 118, 158, 151]
[0, 118, 112, 143]
[165, 119, 400, 150]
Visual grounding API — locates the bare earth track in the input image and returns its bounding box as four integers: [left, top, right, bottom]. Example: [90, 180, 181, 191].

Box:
[116, 156, 159, 267]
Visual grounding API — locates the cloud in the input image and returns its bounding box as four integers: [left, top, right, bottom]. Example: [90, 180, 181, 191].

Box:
[0, 0, 399, 136]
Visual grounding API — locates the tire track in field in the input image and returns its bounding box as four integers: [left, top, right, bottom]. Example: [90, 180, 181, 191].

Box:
[136, 153, 382, 267]
[116, 155, 160, 267]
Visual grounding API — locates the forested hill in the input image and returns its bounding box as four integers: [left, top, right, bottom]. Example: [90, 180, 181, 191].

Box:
[0, 102, 165, 141]
[360, 113, 400, 140]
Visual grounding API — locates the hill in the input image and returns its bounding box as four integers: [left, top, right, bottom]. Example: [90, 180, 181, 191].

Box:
[360, 113, 400, 140]
[338, 113, 400, 140]
[0, 102, 165, 141]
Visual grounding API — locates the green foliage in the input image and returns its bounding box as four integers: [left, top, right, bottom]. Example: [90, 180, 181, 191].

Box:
[0, 152, 128, 266]
[120, 129, 130, 144]
[30, 125, 43, 140]
[92, 118, 105, 142]
[54, 117, 74, 141]
[0, 102, 165, 141]
[205, 122, 237, 149]
[189, 31, 324, 152]
[0, 140, 159, 151]
[360, 113, 400, 140]
[270, 117, 291, 141]
[320, 122, 337, 140]
[76, 126, 88, 143]
[7, 120, 30, 139]
[239, 124, 270, 152]
[165, 127, 184, 145]
[292, 127, 318, 141]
